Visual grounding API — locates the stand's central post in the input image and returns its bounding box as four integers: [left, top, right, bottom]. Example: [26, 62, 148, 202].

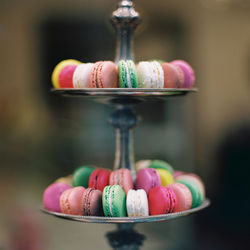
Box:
[109, 105, 139, 180]
[111, 0, 140, 63]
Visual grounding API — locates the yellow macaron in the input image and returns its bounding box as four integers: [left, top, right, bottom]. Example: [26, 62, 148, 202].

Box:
[51, 59, 81, 88]
[156, 169, 174, 186]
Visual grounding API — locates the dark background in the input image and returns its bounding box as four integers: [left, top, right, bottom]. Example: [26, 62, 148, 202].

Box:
[0, 0, 250, 249]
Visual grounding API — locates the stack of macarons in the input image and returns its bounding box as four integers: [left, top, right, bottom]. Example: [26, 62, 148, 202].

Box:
[43, 161, 205, 217]
[51, 59, 195, 89]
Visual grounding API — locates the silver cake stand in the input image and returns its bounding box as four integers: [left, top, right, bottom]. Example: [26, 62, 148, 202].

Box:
[42, 1, 210, 249]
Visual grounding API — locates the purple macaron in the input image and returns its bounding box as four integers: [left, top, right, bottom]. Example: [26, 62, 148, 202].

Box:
[43, 182, 72, 212]
[135, 168, 161, 194]
[171, 60, 195, 88]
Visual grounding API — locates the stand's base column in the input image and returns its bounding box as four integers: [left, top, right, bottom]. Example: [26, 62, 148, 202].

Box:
[106, 224, 145, 250]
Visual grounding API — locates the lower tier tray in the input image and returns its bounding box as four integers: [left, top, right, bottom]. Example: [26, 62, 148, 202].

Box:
[41, 198, 210, 224]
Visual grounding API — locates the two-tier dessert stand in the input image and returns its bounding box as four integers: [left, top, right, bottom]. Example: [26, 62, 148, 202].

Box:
[42, 1, 210, 249]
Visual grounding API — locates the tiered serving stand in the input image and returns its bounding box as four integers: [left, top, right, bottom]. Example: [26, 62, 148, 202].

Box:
[42, 1, 210, 249]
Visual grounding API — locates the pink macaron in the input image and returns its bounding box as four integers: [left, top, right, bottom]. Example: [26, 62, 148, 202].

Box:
[89, 61, 118, 88]
[82, 188, 103, 216]
[58, 65, 78, 88]
[171, 60, 195, 88]
[135, 168, 161, 194]
[60, 186, 85, 215]
[173, 171, 186, 180]
[161, 62, 184, 88]
[109, 168, 133, 194]
[167, 183, 192, 212]
[148, 186, 177, 215]
[43, 183, 72, 212]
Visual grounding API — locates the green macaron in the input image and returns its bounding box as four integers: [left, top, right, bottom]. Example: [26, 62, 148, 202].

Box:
[118, 60, 138, 88]
[149, 160, 174, 175]
[177, 179, 203, 208]
[72, 165, 95, 188]
[102, 185, 127, 217]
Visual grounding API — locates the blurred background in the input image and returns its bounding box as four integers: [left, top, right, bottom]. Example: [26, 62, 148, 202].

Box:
[1, 0, 250, 249]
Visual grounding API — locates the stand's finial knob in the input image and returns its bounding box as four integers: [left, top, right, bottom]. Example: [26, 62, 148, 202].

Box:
[111, 0, 141, 63]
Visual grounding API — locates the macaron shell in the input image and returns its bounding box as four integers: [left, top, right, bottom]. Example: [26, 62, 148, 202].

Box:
[168, 183, 192, 212]
[55, 174, 72, 185]
[109, 169, 133, 194]
[118, 60, 128, 88]
[127, 60, 138, 88]
[89, 168, 110, 192]
[171, 60, 195, 88]
[176, 174, 205, 199]
[156, 169, 174, 186]
[135, 168, 161, 194]
[148, 186, 176, 215]
[149, 160, 174, 175]
[43, 183, 72, 212]
[99, 61, 118, 88]
[51, 59, 81, 88]
[126, 189, 148, 217]
[73, 63, 94, 88]
[60, 186, 85, 215]
[173, 171, 186, 180]
[161, 63, 184, 88]
[82, 188, 103, 216]
[58, 65, 78, 88]
[103, 185, 126, 217]
[177, 180, 203, 208]
[135, 160, 151, 172]
[72, 166, 95, 188]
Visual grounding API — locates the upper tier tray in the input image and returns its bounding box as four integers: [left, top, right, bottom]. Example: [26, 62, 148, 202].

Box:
[52, 88, 197, 104]
[41, 198, 209, 224]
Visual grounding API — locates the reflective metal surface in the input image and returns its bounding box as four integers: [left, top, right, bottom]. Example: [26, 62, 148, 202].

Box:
[52, 88, 197, 105]
[41, 199, 210, 224]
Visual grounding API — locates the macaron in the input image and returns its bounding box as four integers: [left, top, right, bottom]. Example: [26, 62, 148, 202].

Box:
[89, 61, 118, 88]
[72, 165, 95, 188]
[60, 186, 85, 215]
[55, 174, 72, 186]
[173, 171, 186, 180]
[135, 159, 174, 175]
[109, 168, 133, 194]
[135, 168, 161, 194]
[82, 188, 103, 216]
[73, 63, 94, 88]
[126, 189, 149, 217]
[148, 186, 177, 215]
[171, 60, 195, 88]
[167, 183, 192, 212]
[176, 174, 205, 199]
[137, 61, 164, 88]
[161, 62, 184, 88]
[43, 183, 72, 212]
[156, 169, 174, 186]
[177, 179, 203, 208]
[51, 59, 81, 88]
[148, 160, 174, 175]
[118, 60, 138, 88]
[102, 185, 127, 217]
[59, 65, 78, 88]
[89, 168, 111, 192]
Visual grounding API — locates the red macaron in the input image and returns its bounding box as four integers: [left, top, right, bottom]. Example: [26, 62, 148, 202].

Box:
[148, 186, 177, 215]
[88, 168, 111, 192]
[58, 64, 78, 88]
